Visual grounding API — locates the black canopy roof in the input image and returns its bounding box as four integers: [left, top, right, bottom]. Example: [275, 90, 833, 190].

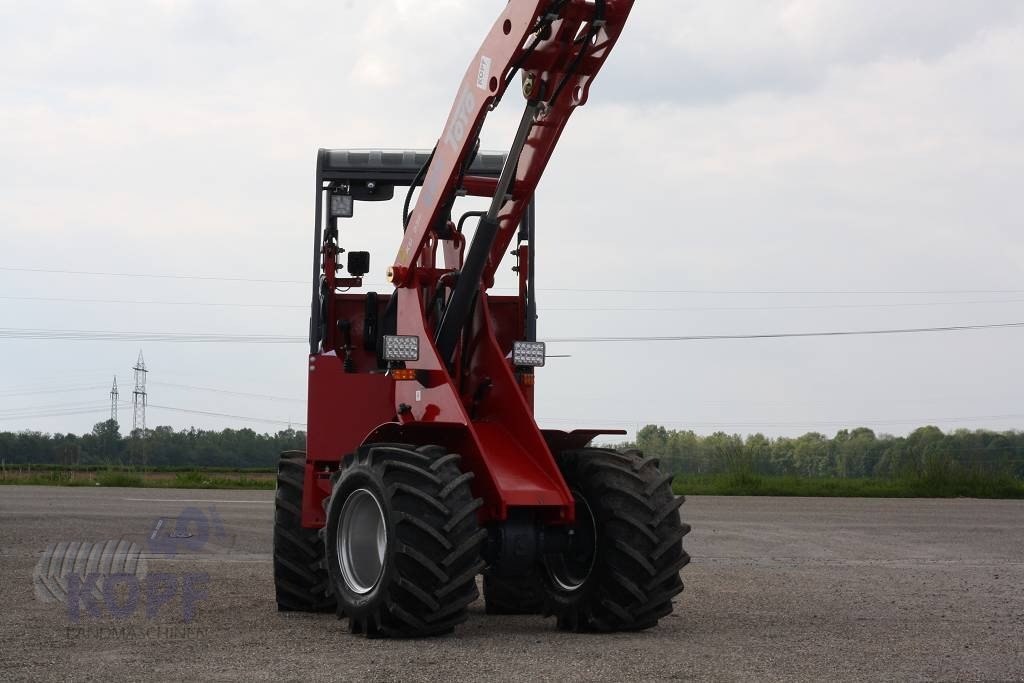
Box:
[317, 148, 506, 185]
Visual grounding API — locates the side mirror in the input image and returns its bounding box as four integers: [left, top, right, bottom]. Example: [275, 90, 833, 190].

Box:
[347, 251, 370, 277]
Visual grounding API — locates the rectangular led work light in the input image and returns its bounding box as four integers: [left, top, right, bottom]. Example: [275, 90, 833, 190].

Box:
[512, 341, 546, 367]
[382, 335, 419, 362]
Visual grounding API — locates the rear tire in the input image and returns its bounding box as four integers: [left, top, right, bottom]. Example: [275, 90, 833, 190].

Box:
[273, 451, 335, 612]
[324, 443, 486, 637]
[541, 448, 690, 631]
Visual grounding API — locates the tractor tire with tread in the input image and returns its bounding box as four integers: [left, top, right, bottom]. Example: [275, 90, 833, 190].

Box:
[323, 443, 486, 638]
[273, 450, 335, 612]
[542, 447, 690, 631]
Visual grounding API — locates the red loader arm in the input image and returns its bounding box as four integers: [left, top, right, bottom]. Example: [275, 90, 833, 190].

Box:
[392, 0, 634, 292]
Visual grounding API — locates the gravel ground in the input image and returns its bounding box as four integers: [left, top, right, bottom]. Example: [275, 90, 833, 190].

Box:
[1, 486, 1022, 681]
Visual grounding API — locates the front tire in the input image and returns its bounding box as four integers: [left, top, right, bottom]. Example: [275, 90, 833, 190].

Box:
[541, 448, 690, 631]
[323, 443, 486, 637]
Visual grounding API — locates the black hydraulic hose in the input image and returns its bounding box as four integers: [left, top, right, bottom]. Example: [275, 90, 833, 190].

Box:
[403, 145, 437, 231]
[435, 102, 540, 363]
[457, 211, 487, 234]
[546, 0, 605, 106]
[492, 0, 567, 109]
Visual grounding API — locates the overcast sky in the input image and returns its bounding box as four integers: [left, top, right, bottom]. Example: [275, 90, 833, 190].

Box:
[2, 0, 1023, 441]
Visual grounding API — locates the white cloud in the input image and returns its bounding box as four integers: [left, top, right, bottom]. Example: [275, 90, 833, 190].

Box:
[600, 0, 1024, 103]
[1, 1, 1022, 437]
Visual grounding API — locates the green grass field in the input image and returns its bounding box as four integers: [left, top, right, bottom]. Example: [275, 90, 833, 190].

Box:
[0, 467, 274, 490]
[0, 463, 276, 474]
[672, 470, 1024, 499]
[3, 464, 1022, 498]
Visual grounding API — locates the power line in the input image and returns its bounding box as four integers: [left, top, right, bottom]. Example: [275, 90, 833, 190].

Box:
[149, 380, 304, 403]
[539, 287, 1024, 295]
[0, 402, 302, 428]
[5, 294, 1024, 313]
[1, 371, 116, 391]
[0, 405, 111, 421]
[148, 403, 304, 427]
[545, 321, 1024, 343]
[0, 328, 303, 343]
[0, 400, 112, 416]
[0, 266, 306, 284]
[0, 397, 301, 428]
[3, 320, 1024, 344]
[543, 391, 1024, 408]
[3, 266, 1023, 296]
[539, 413, 1024, 429]
[0, 383, 107, 398]
[543, 298, 1024, 313]
[0, 295, 305, 309]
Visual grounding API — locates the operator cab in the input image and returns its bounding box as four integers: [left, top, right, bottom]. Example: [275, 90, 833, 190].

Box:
[309, 148, 536, 374]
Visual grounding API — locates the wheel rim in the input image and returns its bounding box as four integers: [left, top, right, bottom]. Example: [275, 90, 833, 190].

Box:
[546, 490, 597, 592]
[336, 488, 387, 594]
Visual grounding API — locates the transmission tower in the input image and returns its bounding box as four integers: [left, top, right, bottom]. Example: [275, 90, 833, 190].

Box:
[110, 376, 119, 424]
[132, 351, 148, 434]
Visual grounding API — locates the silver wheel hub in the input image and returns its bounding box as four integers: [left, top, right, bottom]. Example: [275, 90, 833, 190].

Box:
[336, 488, 387, 594]
[546, 490, 598, 592]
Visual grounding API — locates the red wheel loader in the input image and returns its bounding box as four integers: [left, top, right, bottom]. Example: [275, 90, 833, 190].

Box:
[273, 0, 690, 637]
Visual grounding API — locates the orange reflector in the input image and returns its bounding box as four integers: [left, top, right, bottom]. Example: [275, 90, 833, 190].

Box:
[520, 373, 535, 387]
[391, 368, 417, 381]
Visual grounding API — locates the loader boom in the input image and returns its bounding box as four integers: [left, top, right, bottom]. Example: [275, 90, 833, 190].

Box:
[377, 0, 635, 526]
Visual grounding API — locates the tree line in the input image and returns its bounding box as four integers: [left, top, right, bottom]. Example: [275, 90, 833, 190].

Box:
[626, 425, 1024, 479]
[0, 420, 304, 469]
[3, 420, 1022, 479]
